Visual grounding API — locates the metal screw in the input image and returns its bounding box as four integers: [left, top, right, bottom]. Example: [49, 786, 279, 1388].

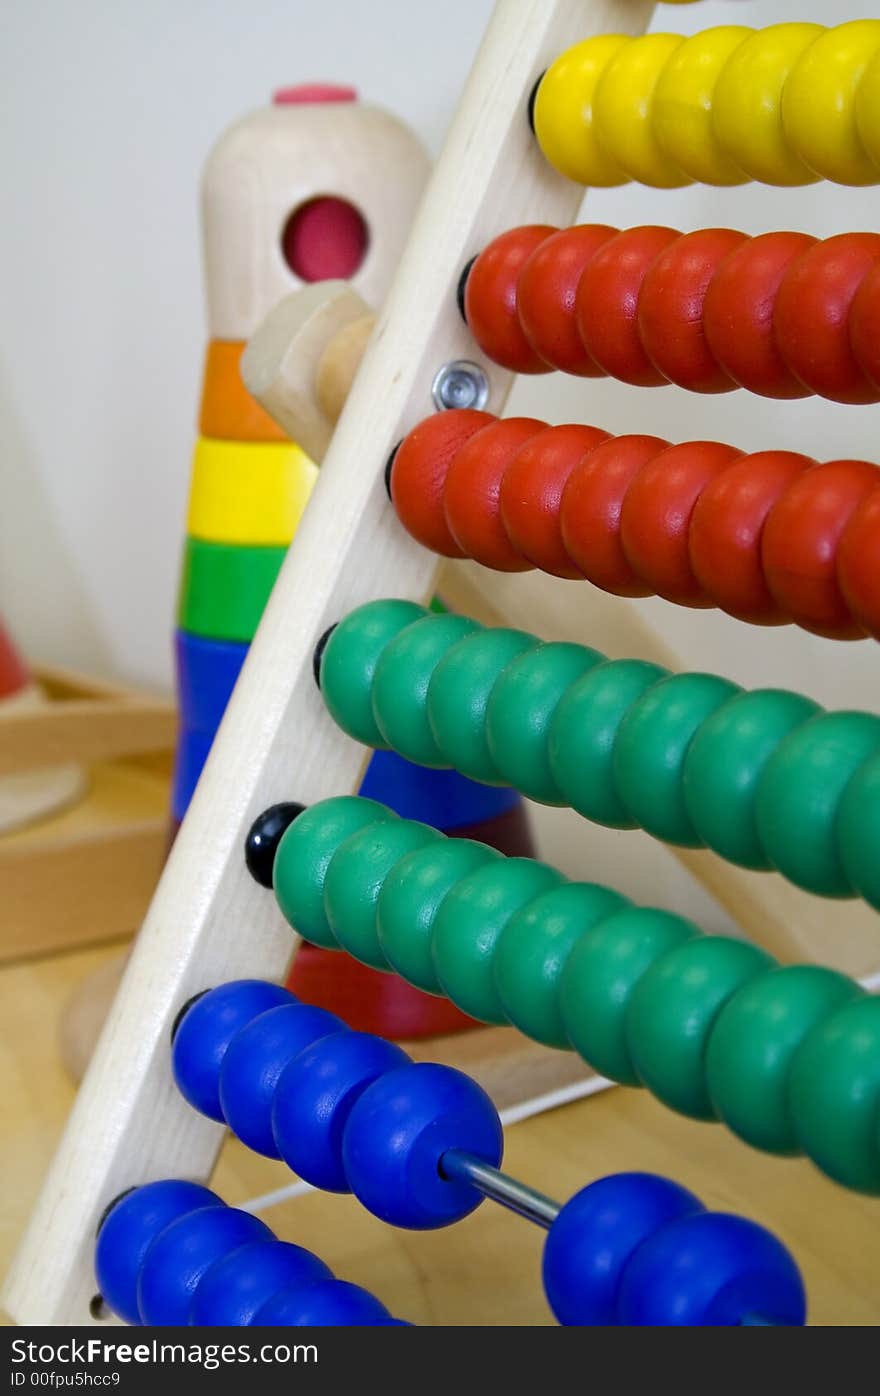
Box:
[431, 360, 489, 412]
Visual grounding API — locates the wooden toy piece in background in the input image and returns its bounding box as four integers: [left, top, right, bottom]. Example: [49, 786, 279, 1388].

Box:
[0, 614, 176, 964]
[177, 83, 432, 834]
[0, 617, 85, 835]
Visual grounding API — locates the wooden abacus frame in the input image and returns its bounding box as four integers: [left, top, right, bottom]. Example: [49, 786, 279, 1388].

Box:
[5, 0, 879, 1326]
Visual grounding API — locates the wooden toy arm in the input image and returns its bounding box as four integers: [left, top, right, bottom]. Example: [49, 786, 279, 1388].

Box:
[241, 283, 376, 462]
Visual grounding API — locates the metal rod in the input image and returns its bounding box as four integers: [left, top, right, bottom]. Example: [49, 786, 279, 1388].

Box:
[439, 1151, 780, 1326]
[439, 1149, 560, 1229]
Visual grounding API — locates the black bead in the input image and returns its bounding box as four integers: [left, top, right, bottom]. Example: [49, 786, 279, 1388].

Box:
[170, 989, 209, 1044]
[456, 255, 477, 324]
[527, 72, 545, 135]
[244, 802, 306, 888]
[95, 1188, 136, 1238]
[384, 442, 401, 500]
[312, 624, 337, 688]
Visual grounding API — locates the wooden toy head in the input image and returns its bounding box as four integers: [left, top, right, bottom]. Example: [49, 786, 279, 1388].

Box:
[201, 85, 431, 339]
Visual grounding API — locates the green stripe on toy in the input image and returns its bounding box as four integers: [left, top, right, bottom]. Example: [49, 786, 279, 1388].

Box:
[316, 599, 880, 907]
[271, 794, 880, 1194]
[177, 537, 286, 642]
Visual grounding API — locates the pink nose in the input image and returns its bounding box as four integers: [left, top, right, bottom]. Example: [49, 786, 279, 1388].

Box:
[273, 83, 357, 105]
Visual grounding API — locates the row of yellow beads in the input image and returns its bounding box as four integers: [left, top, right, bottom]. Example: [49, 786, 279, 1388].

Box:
[535, 21, 880, 188]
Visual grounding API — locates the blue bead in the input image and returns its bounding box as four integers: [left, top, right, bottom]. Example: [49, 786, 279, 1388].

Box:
[617, 1211, 807, 1326]
[137, 1205, 272, 1325]
[543, 1173, 702, 1326]
[95, 1180, 220, 1325]
[360, 748, 520, 828]
[187, 1240, 332, 1326]
[252, 1279, 391, 1326]
[342, 1062, 503, 1229]
[272, 1031, 411, 1191]
[172, 980, 294, 1122]
[218, 1004, 346, 1158]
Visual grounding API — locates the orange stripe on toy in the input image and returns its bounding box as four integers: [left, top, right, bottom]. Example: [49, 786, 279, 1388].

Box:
[198, 340, 289, 443]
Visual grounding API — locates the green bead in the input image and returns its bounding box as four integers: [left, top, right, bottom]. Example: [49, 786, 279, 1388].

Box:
[756, 711, 880, 897]
[376, 839, 500, 992]
[613, 672, 742, 847]
[547, 659, 668, 827]
[626, 936, 776, 1119]
[178, 538, 286, 642]
[427, 629, 540, 784]
[494, 882, 628, 1048]
[706, 965, 862, 1154]
[320, 599, 427, 747]
[558, 907, 698, 1083]
[273, 796, 394, 947]
[485, 642, 603, 804]
[372, 614, 480, 767]
[683, 689, 820, 869]
[838, 749, 880, 910]
[432, 858, 564, 1023]
[789, 995, 880, 1193]
[323, 818, 442, 970]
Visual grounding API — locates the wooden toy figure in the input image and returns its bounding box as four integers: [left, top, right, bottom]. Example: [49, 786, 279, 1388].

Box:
[176, 85, 533, 1037]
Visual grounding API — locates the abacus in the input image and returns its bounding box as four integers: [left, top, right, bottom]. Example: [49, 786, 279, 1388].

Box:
[6, 0, 880, 1326]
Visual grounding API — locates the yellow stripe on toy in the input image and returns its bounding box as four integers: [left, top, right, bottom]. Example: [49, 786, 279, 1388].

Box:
[186, 437, 318, 546]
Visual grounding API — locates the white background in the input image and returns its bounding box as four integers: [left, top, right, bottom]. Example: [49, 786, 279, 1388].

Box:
[2, 0, 879, 718]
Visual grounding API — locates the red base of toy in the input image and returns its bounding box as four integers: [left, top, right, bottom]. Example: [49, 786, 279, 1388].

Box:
[287, 943, 478, 1037]
[286, 801, 535, 1039]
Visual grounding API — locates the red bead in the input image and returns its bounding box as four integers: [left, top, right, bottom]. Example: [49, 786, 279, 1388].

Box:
[689, 451, 814, 624]
[560, 436, 668, 596]
[499, 423, 610, 578]
[774, 234, 880, 404]
[390, 409, 492, 557]
[443, 417, 546, 571]
[637, 228, 748, 393]
[848, 260, 880, 391]
[517, 225, 617, 376]
[464, 226, 558, 372]
[619, 440, 743, 606]
[761, 459, 879, 638]
[702, 232, 816, 399]
[575, 226, 677, 387]
[838, 488, 880, 640]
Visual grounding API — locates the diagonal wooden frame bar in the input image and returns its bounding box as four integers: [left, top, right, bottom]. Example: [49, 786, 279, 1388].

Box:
[3, 0, 655, 1326]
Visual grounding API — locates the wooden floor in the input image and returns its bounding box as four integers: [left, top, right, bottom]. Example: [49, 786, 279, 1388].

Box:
[2, 940, 879, 1326]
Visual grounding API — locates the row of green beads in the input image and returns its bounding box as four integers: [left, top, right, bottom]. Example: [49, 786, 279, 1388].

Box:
[273, 795, 880, 1194]
[318, 600, 880, 906]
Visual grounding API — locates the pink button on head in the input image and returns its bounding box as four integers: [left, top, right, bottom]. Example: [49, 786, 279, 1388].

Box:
[273, 83, 357, 105]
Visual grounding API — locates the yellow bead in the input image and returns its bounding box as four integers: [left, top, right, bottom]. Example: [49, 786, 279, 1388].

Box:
[653, 26, 752, 186]
[186, 437, 318, 546]
[534, 35, 630, 186]
[856, 45, 880, 169]
[594, 33, 692, 189]
[712, 23, 823, 186]
[782, 21, 880, 185]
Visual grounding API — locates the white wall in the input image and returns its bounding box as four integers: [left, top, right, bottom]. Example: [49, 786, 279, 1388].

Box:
[2, 0, 879, 714]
